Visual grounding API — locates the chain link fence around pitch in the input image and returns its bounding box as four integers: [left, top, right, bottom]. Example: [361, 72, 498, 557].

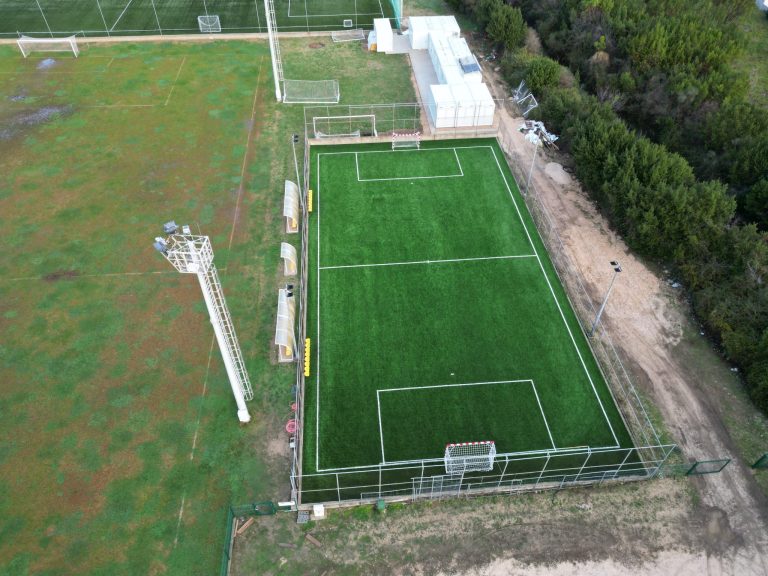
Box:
[288, 107, 678, 506]
[0, 0, 401, 39]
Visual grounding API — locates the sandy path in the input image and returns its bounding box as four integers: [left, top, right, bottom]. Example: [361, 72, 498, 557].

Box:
[490, 98, 768, 574]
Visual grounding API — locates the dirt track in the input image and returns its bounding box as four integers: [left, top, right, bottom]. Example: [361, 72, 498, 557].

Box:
[492, 101, 768, 574]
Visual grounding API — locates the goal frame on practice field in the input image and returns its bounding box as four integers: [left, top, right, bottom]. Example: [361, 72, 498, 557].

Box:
[17, 35, 79, 58]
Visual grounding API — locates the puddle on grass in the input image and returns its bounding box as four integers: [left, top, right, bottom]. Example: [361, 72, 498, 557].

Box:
[37, 58, 57, 70]
[0, 105, 74, 141]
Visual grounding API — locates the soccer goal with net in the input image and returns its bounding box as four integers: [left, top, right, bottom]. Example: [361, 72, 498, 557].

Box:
[283, 80, 340, 105]
[313, 114, 377, 139]
[444, 441, 496, 475]
[17, 35, 79, 58]
[332, 29, 366, 42]
[392, 131, 421, 150]
[197, 15, 221, 33]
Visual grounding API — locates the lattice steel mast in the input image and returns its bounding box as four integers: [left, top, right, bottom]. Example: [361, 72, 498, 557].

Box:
[154, 222, 253, 423]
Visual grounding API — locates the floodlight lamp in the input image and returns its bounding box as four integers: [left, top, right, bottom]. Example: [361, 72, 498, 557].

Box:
[163, 221, 178, 235]
[292, 134, 299, 143]
[153, 237, 168, 254]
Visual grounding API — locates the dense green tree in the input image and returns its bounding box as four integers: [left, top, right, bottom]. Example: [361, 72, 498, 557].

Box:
[487, 5, 527, 50]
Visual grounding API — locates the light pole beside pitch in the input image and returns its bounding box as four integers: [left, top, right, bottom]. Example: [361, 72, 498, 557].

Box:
[153, 221, 253, 423]
[589, 261, 622, 338]
[518, 120, 558, 196]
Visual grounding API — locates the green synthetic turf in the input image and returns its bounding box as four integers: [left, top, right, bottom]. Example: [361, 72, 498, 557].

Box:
[378, 381, 555, 462]
[0, 0, 394, 37]
[304, 140, 634, 478]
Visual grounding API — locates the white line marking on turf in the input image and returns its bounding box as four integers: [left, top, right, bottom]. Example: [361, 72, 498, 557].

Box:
[354, 148, 464, 181]
[109, 0, 135, 32]
[375, 380, 553, 468]
[376, 391, 386, 463]
[377, 379, 532, 393]
[164, 56, 186, 106]
[453, 148, 464, 176]
[320, 254, 536, 270]
[488, 146, 620, 447]
[530, 381, 556, 449]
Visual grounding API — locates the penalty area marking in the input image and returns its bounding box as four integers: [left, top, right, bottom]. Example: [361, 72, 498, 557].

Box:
[287, 0, 384, 17]
[375, 379, 556, 465]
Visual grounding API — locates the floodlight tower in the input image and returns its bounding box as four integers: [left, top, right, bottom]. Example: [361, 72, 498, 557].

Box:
[153, 222, 253, 423]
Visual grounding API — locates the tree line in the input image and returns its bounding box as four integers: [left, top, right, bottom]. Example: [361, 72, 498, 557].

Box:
[444, 0, 768, 413]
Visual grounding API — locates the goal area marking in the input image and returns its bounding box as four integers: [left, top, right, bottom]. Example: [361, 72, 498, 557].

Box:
[313, 145, 622, 472]
[376, 380, 556, 465]
[354, 148, 463, 182]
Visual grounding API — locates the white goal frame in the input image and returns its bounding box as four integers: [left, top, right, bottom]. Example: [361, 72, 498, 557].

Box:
[392, 131, 421, 150]
[17, 35, 79, 58]
[197, 15, 221, 33]
[313, 114, 377, 139]
[332, 29, 366, 42]
[283, 79, 340, 105]
[445, 441, 496, 475]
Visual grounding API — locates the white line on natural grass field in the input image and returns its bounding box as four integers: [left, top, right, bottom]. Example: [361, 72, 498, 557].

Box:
[320, 254, 536, 270]
[226, 56, 265, 255]
[164, 56, 186, 106]
[488, 146, 620, 447]
[109, 0, 135, 32]
[173, 493, 186, 549]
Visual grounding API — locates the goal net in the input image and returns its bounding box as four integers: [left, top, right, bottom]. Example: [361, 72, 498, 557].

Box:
[392, 131, 421, 149]
[313, 115, 377, 139]
[332, 29, 366, 42]
[17, 35, 79, 58]
[198, 15, 221, 33]
[283, 80, 340, 104]
[444, 441, 496, 475]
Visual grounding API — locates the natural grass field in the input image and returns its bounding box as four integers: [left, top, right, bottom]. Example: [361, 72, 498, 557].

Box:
[0, 0, 396, 38]
[0, 37, 415, 575]
[301, 142, 635, 502]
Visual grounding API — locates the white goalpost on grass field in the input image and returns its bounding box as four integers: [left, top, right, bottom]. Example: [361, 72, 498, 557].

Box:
[312, 114, 377, 138]
[17, 35, 79, 58]
[263, 0, 340, 103]
[331, 29, 366, 42]
[445, 441, 496, 475]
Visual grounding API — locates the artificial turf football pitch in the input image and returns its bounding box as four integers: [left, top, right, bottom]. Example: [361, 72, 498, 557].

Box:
[301, 139, 636, 502]
[0, 0, 395, 38]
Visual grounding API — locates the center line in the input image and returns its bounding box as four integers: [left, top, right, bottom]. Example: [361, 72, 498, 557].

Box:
[320, 254, 537, 270]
